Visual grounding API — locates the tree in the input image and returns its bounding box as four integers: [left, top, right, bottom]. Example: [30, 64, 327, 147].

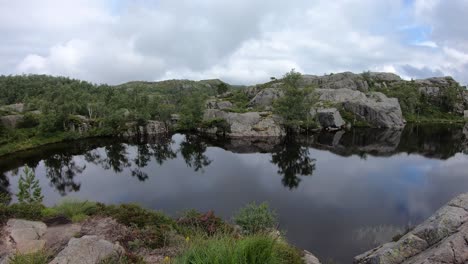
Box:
[217, 83, 229, 95]
[178, 94, 205, 130]
[274, 69, 315, 132]
[17, 165, 43, 204]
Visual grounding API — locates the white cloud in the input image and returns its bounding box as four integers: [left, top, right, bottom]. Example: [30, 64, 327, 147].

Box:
[2, 0, 468, 85]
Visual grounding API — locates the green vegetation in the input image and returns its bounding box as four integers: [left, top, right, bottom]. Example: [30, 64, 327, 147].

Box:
[42, 199, 98, 222]
[17, 165, 43, 204]
[0, 75, 227, 155]
[274, 69, 317, 132]
[9, 251, 51, 264]
[372, 81, 465, 123]
[233, 202, 278, 235]
[175, 235, 303, 264]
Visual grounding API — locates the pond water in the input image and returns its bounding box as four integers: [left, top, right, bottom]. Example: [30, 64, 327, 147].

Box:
[1, 124, 468, 263]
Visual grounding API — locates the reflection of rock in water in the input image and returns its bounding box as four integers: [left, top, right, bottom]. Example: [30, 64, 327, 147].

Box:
[313, 129, 402, 157]
[353, 225, 405, 250]
[203, 136, 281, 154]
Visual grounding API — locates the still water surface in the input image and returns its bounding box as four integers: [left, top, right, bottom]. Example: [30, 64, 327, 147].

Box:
[1, 125, 467, 263]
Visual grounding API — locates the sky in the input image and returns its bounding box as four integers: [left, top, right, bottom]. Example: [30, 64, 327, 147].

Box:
[1, 0, 468, 85]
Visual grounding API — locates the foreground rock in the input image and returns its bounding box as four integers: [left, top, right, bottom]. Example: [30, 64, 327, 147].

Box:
[0, 219, 47, 263]
[50, 235, 124, 264]
[303, 250, 322, 264]
[203, 109, 285, 137]
[355, 192, 468, 264]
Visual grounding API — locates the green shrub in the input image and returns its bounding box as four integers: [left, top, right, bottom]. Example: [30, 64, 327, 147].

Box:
[233, 202, 278, 235]
[17, 165, 43, 204]
[177, 210, 230, 237]
[9, 251, 50, 264]
[99, 203, 176, 229]
[17, 112, 40, 129]
[8, 202, 45, 220]
[175, 235, 303, 264]
[48, 199, 98, 222]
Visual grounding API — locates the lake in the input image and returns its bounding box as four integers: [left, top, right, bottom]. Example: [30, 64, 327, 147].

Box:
[1, 124, 467, 263]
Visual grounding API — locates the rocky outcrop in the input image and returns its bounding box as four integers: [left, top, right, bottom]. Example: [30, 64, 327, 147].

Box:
[123, 120, 168, 137]
[203, 109, 285, 137]
[0, 115, 24, 129]
[248, 88, 283, 108]
[343, 92, 405, 128]
[68, 115, 90, 134]
[413, 77, 466, 114]
[316, 108, 345, 129]
[0, 103, 25, 113]
[206, 99, 233, 110]
[355, 192, 468, 264]
[299, 72, 369, 92]
[0, 219, 47, 257]
[366, 72, 402, 83]
[49, 235, 124, 264]
[315, 89, 405, 128]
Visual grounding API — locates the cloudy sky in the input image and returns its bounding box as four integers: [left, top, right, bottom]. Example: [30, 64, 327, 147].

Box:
[1, 0, 468, 85]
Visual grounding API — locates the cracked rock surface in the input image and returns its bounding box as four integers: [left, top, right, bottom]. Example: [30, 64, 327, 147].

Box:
[354, 193, 468, 264]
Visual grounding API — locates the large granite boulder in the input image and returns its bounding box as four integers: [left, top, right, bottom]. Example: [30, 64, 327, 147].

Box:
[0, 219, 48, 263]
[49, 235, 124, 264]
[206, 99, 233, 110]
[355, 192, 468, 264]
[315, 89, 405, 128]
[203, 109, 285, 137]
[248, 88, 283, 108]
[316, 108, 345, 129]
[300, 72, 369, 92]
[343, 92, 405, 128]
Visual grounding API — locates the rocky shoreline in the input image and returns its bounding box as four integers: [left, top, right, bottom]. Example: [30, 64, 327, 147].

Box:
[355, 192, 468, 264]
[2, 193, 468, 263]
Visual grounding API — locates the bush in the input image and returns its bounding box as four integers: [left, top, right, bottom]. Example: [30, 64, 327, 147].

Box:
[233, 202, 278, 235]
[47, 199, 98, 222]
[98, 203, 176, 229]
[17, 112, 40, 129]
[175, 235, 303, 264]
[7, 202, 45, 221]
[177, 210, 230, 237]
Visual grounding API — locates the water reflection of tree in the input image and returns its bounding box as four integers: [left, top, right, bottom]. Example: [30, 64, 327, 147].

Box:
[180, 135, 212, 172]
[271, 136, 316, 189]
[83, 138, 177, 182]
[44, 154, 85, 195]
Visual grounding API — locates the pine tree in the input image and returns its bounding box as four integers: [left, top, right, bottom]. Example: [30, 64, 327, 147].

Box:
[17, 165, 43, 204]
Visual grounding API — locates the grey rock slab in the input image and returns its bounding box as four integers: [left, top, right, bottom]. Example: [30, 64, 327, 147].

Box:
[49, 235, 124, 264]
